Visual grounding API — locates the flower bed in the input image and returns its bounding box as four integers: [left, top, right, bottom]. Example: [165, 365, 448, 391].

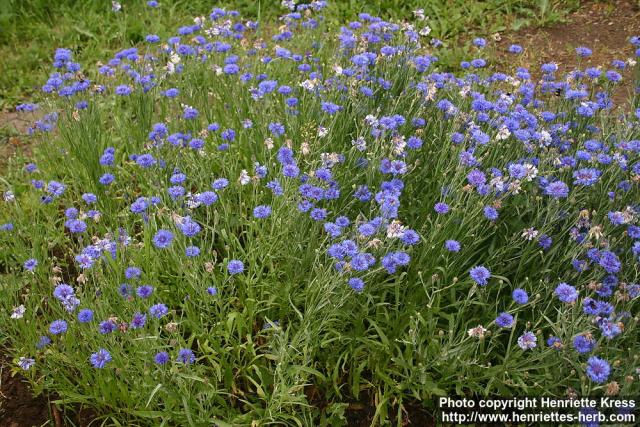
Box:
[2, 1, 640, 425]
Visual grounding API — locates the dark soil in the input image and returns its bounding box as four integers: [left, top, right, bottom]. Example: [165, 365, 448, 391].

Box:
[496, 0, 640, 106]
[499, 0, 640, 71]
[0, 352, 51, 427]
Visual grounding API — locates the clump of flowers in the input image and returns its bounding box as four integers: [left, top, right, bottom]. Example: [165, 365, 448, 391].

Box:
[2, 1, 639, 424]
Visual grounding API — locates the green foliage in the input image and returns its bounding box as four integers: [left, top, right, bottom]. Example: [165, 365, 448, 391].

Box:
[0, 0, 579, 108]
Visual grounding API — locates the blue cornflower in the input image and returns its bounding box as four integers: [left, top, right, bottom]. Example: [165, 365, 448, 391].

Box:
[154, 351, 170, 365]
[49, 320, 68, 335]
[348, 277, 364, 292]
[253, 205, 272, 219]
[98, 320, 117, 334]
[538, 234, 552, 250]
[586, 356, 610, 384]
[115, 85, 132, 96]
[197, 191, 218, 206]
[179, 219, 201, 237]
[483, 206, 499, 221]
[467, 169, 486, 186]
[605, 70, 621, 82]
[469, 265, 490, 286]
[310, 208, 328, 221]
[268, 122, 285, 136]
[547, 336, 563, 350]
[321, 102, 342, 115]
[434, 202, 449, 214]
[125, 267, 141, 280]
[335, 216, 350, 227]
[211, 178, 229, 190]
[512, 288, 529, 304]
[444, 240, 461, 252]
[544, 180, 569, 199]
[65, 219, 87, 233]
[517, 331, 537, 350]
[381, 251, 410, 274]
[555, 283, 578, 303]
[177, 348, 195, 364]
[351, 253, 373, 271]
[575, 46, 592, 57]
[90, 349, 112, 368]
[599, 250, 621, 274]
[473, 38, 487, 48]
[135, 154, 156, 168]
[163, 88, 179, 98]
[227, 260, 244, 275]
[78, 309, 94, 323]
[99, 173, 115, 185]
[137, 285, 154, 298]
[130, 312, 147, 329]
[47, 181, 65, 197]
[149, 303, 169, 318]
[573, 334, 595, 354]
[495, 312, 514, 328]
[82, 193, 97, 204]
[608, 211, 625, 226]
[185, 246, 200, 257]
[508, 43, 525, 54]
[53, 283, 74, 301]
[183, 106, 199, 119]
[573, 168, 601, 186]
[401, 230, 420, 245]
[36, 336, 51, 349]
[152, 230, 173, 249]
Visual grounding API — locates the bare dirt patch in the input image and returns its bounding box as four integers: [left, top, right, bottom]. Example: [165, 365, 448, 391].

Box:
[0, 352, 51, 427]
[497, 0, 640, 105]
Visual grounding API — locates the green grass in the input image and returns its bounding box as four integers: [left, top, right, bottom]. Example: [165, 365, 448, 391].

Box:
[0, 0, 579, 109]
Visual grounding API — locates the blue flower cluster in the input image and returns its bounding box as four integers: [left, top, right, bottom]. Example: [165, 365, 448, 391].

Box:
[5, 0, 640, 412]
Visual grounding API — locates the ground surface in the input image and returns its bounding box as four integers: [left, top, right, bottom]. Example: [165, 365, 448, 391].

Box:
[1, 1, 639, 425]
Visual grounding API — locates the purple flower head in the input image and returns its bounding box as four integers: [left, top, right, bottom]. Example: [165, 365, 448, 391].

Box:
[49, 319, 68, 335]
[495, 312, 514, 328]
[136, 285, 154, 298]
[585, 356, 610, 384]
[90, 348, 112, 368]
[153, 230, 174, 249]
[154, 351, 170, 365]
[517, 331, 537, 350]
[434, 202, 449, 214]
[444, 240, 461, 252]
[24, 258, 38, 272]
[512, 288, 529, 304]
[544, 180, 569, 199]
[348, 277, 364, 292]
[555, 282, 578, 303]
[469, 265, 490, 286]
[149, 303, 169, 319]
[177, 348, 195, 364]
[598, 250, 620, 274]
[483, 206, 498, 221]
[227, 260, 244, 275]
[253, 205, 272, 219]
[573, 334, 595, 354]
[78, 309, 93, 323]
